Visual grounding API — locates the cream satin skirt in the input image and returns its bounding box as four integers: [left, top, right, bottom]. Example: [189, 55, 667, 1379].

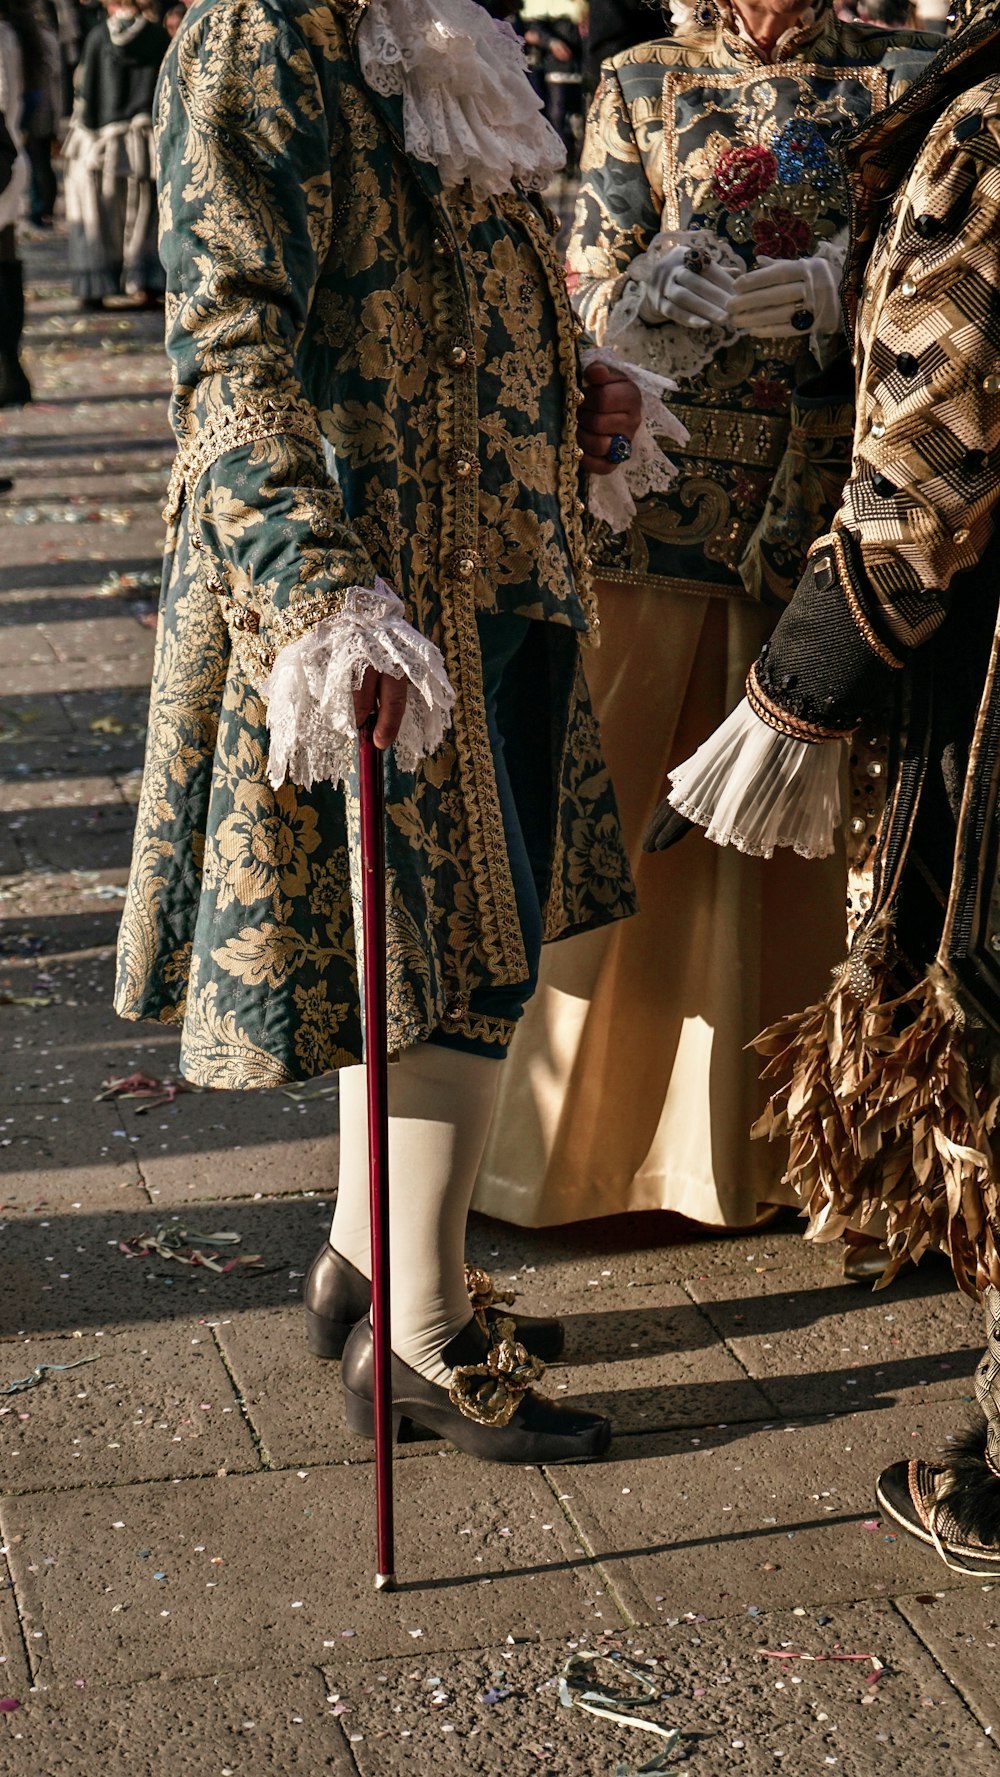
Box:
[472, 582, 845, 1230]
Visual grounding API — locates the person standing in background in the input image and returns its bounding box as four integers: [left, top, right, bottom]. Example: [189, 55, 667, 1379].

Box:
[63, 0, 167, 308]
[0, 0, 45, 404]
[474, 0, 936, 1254]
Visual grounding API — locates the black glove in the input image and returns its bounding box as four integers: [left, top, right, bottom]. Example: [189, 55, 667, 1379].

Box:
[642, 802, 695, 853]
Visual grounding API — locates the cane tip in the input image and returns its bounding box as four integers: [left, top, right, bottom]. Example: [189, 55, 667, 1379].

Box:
[375, 1571, 397, 1593]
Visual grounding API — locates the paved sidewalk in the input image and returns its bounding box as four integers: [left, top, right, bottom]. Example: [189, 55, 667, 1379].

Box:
[1, 227, 998, 1777]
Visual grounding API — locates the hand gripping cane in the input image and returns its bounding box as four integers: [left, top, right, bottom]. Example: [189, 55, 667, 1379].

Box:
[359, 716, 396, 1591]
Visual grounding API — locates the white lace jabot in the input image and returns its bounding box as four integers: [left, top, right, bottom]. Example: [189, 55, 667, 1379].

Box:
[356, 0, 566, 197]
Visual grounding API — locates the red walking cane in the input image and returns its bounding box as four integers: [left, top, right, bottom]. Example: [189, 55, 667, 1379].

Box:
[358, 715, 396, 1591]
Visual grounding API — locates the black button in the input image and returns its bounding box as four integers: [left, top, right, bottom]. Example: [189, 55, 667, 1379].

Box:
[954, 113, 983, 142]
[872, 473, 897, 497]
[914, 213, 943, 240]
[963, 448, 987, 474]
[896, 352, 919, 378]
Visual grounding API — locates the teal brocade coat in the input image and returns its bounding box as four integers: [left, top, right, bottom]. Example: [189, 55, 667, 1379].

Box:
[113, 0, 635, 1089]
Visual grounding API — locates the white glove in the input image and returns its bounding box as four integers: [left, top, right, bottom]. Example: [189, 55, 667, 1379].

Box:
[632, 242, 738, 329]
[727, 254, 842, 339]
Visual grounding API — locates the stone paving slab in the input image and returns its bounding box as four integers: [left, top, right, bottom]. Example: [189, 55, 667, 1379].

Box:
[328, 1608, 996, 1777]
[1, 1461, 610, 1685]
[15, 651, 154, 698]
[129, 1089, 340, 1204]
[0, 1666, 355, 1774]
[0, 1554, 31, 1703]
[1, 1197, 323, 1340]
[542, 1284, 773, 1433]
[896, 1587, 1000, 1735]
[9, 805, 137, 875]
[0, 1100, 144, 1219]
[467, 1209, 832, 1296]
[0, 1325, 257, 1494]
[3, 1004, 180, 1103]
[40, 617, 156, 663]
[215, 1307, 438, 1469]
[0, 773, 123, 814]
[687, 1258, 981, 1416]
[549, 1402, 972, 1626]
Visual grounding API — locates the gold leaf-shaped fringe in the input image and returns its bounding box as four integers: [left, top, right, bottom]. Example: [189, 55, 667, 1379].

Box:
[448, 1336, 545, 1428]
[753, 959, 1000, 1301]
[464, 1264, 516, 1336]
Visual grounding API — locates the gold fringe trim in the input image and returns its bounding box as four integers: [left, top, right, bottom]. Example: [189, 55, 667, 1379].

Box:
[752, 958, 1000, 1301]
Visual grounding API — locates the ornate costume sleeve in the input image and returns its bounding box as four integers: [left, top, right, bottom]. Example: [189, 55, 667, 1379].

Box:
[157, 0, 380, 685]
[566, 66, 662, 344]
[752, 107, 1000, 742]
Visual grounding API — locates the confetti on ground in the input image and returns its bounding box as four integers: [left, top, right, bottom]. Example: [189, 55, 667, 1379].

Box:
[758, 1649, 886, 1684]
[96, 1072, 197, 1113]
[0, 1356, 100, 1397]
[117, 1225, 269, 1274]
[558, 1652, 683, 1775]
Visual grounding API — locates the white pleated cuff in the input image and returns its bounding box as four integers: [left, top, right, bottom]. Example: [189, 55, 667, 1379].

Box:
[262, 578, 456, 790]
[667, 697, 842, 860]
[581, 344, 689, 533]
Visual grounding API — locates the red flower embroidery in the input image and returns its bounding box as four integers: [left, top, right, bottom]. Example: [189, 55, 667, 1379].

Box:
[712, 145, 777, 210]
[751, 207, 813, 260]
[731, 468, 770, 512]
[750, 377, 790, 413]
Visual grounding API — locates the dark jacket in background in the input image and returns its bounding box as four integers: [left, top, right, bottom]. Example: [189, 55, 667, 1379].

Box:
[586, 0, 662, 83]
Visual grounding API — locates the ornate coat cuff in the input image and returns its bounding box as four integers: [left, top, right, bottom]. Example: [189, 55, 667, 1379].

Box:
[750, 530, 906, 742]
[262, 580, 456, 790]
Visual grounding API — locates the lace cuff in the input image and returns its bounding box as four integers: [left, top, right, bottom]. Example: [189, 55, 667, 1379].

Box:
[581, 344, 689, 533]
[263, 579, 456, 790]
[667, 697, 842, 860]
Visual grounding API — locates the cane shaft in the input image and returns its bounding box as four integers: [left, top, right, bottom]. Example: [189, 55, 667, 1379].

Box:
[359, 719, 395, 1588]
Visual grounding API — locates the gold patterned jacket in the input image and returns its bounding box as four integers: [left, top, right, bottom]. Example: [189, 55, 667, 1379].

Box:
[567, 7, 936, 601]
[113, 0, 635, 1089]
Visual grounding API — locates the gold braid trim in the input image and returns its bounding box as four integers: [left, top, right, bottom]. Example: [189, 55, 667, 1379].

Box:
[828, 530, 906, 672]
[746, 662, 854, 744]
[431, 209, 528, 985]
[163, 394, 326, 523]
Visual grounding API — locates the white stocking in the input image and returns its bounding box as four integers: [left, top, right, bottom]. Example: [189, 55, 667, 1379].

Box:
[328, 1044, 503, 1384]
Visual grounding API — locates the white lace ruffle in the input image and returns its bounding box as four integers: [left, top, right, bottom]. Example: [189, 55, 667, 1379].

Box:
[667, 696, 842, 859]
[606, 229, 743, 385]
[581, 345, 690, 532]
[356, 0, 566, 198]
[263, 579, 456, 791]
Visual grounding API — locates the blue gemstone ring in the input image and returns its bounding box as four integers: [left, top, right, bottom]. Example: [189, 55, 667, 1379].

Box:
[607, 433, 632, 466]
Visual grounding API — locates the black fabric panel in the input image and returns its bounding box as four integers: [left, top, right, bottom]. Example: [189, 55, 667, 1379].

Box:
[755, 531, 903, 733]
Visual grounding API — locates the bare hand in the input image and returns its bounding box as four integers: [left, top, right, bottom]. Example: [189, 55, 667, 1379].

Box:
[353, 667, 409, 751]
[578, 361, 642, 477]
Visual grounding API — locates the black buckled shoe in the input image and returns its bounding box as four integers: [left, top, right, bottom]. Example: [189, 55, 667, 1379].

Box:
[341, 1316, 609, 1464]
[303, 1244, 565, 1361]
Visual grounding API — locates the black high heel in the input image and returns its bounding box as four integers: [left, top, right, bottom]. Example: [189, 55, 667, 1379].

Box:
[341, 1317, 610, 1464]
[303, 1243, 566, 1361]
